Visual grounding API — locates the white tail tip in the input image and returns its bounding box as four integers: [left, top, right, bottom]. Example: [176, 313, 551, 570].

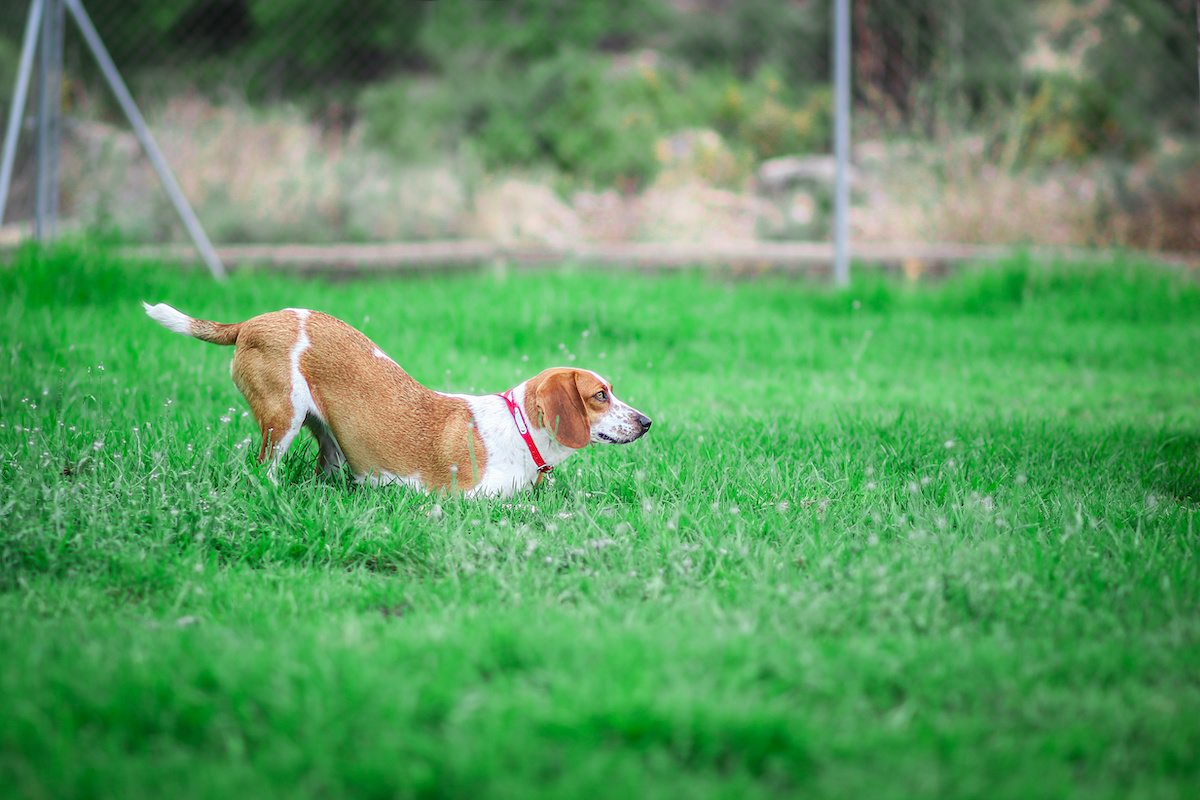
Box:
[143, 302, 194, 336]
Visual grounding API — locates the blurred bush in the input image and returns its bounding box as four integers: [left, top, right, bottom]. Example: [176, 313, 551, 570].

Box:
[419, 0, 668, 69]
[669, 0, 826, 86]
[71, 0, 426, 98]
[1017, 75, 1155, 164]
[1078, 0, 1199, 136]
[1099, 146, 1200, 253]
[0, 34, 18, 111]
[360, 55, 833, 189]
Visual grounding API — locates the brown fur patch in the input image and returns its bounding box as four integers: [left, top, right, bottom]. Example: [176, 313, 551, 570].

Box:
[232, 310, 486, 491]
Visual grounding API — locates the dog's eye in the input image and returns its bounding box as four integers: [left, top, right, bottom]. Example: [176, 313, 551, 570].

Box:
[594, 390, 608, 403]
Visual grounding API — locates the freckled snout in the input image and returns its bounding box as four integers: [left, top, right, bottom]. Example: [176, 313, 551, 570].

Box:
[592, 403, 653, 445]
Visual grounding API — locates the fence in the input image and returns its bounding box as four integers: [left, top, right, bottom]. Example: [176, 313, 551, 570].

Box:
[1, 0, 1198, 275]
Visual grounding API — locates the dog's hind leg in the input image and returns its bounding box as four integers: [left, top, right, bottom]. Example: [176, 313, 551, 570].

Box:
[250, 404, 302, 484]
[305, 416, 346, 476]
[231, 348, 305, 484]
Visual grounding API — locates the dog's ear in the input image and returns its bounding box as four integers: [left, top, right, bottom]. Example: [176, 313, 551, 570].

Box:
[536, 370, 590, 449]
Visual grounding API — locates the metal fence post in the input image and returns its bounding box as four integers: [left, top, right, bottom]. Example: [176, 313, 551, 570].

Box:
[832, 0, 851, 287]
[35, 0, 63, 240]
[0, 0, 45, 230]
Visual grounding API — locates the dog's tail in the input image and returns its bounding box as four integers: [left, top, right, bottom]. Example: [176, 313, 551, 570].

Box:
[143, 302, 242, 346]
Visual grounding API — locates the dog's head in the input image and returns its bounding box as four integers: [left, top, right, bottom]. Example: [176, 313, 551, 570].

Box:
[528, 368, 651, 449]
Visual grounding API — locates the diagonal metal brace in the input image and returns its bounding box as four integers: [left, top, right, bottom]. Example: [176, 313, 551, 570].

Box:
[63, 0, 226, 279]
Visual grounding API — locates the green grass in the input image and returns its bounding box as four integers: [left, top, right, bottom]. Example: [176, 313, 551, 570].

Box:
[2, 243, 1200, 799]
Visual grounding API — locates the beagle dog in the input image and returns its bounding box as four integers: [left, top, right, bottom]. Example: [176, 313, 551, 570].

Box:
[143, 303, 652, 498]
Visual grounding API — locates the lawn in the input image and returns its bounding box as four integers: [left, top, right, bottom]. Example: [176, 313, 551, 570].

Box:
[2, 244, 1199, 799]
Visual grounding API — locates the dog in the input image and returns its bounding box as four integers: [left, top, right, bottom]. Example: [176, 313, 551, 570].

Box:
[143, 303, 652, 498]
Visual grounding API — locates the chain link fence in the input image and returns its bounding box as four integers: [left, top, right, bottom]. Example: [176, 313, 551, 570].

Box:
[1, 0, 1198, 256]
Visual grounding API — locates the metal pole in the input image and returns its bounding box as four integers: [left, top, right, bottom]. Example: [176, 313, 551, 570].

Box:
[0, 0, 44, 229]
[48, 0, 64, 234]
[832, 0, 851, 287]
[35, 0, 63, 240]
[63, 0, 226, 279]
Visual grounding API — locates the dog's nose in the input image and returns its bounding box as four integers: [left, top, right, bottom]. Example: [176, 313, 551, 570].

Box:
[637, 414, 652, 431]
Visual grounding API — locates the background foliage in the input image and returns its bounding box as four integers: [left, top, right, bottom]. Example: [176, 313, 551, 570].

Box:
[2, 0, 1194, 159]
[0, 0, 1197, 247]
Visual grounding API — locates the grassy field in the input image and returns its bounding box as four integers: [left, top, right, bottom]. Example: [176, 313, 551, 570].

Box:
[2, 244, 1200, 799]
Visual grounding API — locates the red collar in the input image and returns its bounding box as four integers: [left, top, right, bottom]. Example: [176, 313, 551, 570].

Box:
[497, 390, 552, 474]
